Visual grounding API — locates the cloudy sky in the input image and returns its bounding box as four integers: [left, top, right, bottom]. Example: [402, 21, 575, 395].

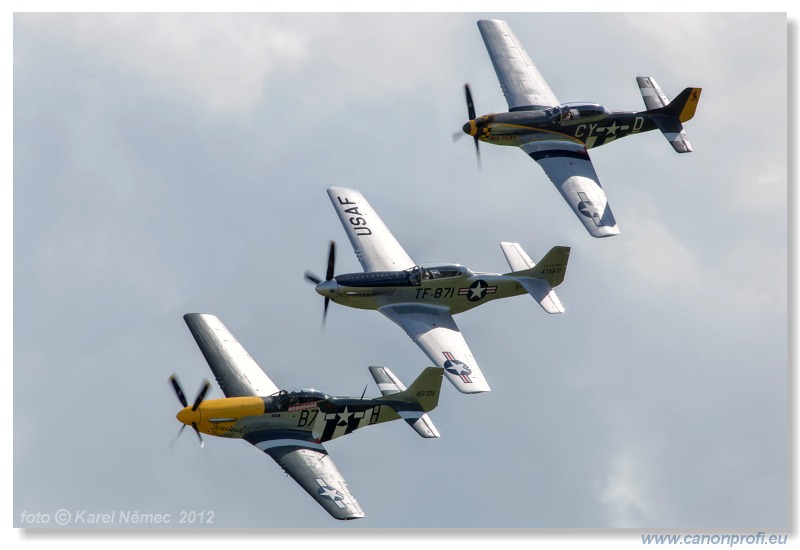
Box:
[12, 10, 789, 536]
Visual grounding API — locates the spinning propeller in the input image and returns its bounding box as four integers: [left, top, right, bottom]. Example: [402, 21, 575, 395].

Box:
[454, 83, 481, 169]
[303, 240, 336, 327]
[169, 374, 210, 448]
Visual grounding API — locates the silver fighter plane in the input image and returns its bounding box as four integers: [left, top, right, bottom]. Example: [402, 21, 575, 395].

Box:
[305, 187, 570, 394]
[170, 313, 444, 520]
[461, 19, 702, 237]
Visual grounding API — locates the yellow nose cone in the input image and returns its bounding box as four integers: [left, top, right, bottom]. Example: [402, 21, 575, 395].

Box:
[176, 407, 198, 426]
[463, 121, 477, 136]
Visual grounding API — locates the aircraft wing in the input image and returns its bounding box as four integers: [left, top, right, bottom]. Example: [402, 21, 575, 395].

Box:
[520, 142, 620, 238]
[477, 19, 559, 111]
[246, 433, 365, 520]
[327, 187, 415, 273]
[378, 304, 491, 394]
[183, 313, 280, 398]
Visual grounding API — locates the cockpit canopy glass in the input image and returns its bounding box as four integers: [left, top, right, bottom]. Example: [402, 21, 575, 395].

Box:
[268, 388, 329, 411]
[546, 103, 611, 123]
[335, 264, 468, 288]
[406, 264, 467, 285]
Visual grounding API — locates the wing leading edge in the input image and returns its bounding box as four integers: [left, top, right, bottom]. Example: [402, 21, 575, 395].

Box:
[183, 313, 280, 397]
[477, 19, 559, 111]
[327, 187, 415, 273]
[378, 304, 491, 394]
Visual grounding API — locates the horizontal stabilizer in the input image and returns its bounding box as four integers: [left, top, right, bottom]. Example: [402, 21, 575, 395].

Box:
[651, 116, 694, 153]
[637, 77, 700, 153]
[637, 76, 670, 110]
[516, 277, 564, 314]
[500, 243, 567, 313]
[500, 241, 536, 272]
[371, 366, 442, 438]
[369, 367, 439, 437]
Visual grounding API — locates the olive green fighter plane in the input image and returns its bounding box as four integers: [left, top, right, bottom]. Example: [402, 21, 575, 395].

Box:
[460, 19, 702, 238]
[305, 187, 571, 395]
[170, 313, 444, 520]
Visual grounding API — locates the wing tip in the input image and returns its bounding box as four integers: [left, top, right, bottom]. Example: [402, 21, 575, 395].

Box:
[184, 312, 216, 321]
[590, 227, 621, 238]
[453, 381, 492, 394]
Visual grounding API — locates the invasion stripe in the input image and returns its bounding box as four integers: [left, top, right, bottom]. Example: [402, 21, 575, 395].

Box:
[255, 439, 326, 452]
[528, 149, 589, 161]
[376, 382, 401, 393]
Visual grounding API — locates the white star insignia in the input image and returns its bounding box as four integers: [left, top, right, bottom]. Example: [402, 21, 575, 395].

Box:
[319, 486, 341, 500]
[336, 407, 353, 425]
[469, 282, 487, 299]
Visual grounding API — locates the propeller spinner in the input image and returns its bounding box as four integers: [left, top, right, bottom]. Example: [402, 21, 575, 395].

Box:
[169, 374, 210, 448]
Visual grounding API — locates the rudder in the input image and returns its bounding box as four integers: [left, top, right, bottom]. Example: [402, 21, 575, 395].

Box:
[506, 246, 570, 288]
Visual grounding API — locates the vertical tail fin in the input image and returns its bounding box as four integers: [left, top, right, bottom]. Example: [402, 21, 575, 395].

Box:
[371, 366, 442, 438]
[504, 245, 570, 287]
[637, 77, 701, 153]
[500, 243, 569, 314]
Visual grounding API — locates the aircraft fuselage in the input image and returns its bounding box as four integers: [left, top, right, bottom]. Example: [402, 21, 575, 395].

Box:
[175, 391, 401, 443]
[316, 265, 530, 315]
[465, 105, 661, 150]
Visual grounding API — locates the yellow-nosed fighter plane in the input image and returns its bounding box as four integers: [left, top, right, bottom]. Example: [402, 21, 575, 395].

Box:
[170, 313, 443, 520]
[305, 187, 570, 395]
[460, 19, 702, 237]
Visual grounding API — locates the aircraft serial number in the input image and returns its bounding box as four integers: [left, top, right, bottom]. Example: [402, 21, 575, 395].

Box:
[540, 267, 563, 275]
[415, 287, 455, 299]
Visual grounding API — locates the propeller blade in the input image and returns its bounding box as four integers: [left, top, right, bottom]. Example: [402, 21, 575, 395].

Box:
[192, 380, 210, 411]
[169, 375, 188, 408]
[307, 240, 337, 329]
[325, 241, 336, 281]
[465, 83, 476, 121]
[191, 423, 205, 448]
[462, 84, 481, 169]
[169, 424, 187, 450]
[304, 271, 322, 285]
